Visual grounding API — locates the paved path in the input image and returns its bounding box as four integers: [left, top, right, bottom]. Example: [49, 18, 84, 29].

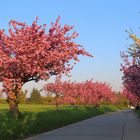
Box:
[26, 110, 140, 140]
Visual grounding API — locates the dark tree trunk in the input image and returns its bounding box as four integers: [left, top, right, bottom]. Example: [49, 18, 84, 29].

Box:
[55, 96, 60, 111]
[56, 103, 59, 111]
[8, 99, 20, 119]
[95, 103, 100, 108]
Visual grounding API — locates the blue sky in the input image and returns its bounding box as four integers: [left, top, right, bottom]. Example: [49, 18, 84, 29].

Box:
[0, 0, 140, 94]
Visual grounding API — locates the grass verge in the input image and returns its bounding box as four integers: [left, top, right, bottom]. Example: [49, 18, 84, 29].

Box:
[135, 108, 140, 117]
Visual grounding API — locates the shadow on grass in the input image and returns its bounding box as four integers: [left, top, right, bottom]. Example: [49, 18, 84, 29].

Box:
[101, 106, 114, 113]
[135, 108, 140, 118]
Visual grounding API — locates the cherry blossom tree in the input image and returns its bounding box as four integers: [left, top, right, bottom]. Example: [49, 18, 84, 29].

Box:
[121, 33, 140, 103]
[44, 75, 65, 110]
[122, 89, 140, 107]
[80, 80, 117, 107]
[45, 78, 117, 109]
[62, 81, 84, 105]
[0, 17, 92, 117]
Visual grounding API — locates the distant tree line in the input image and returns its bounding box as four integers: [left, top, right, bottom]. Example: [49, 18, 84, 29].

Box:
[0, 87, 129, 108]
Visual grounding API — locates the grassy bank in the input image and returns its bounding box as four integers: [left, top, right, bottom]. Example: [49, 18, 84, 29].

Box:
[135, 108, 140, 117]
[0, 104, 126, 140]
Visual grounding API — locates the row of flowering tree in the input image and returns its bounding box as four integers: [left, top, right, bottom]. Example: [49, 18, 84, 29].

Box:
[0, 17, 92, 118]
[44, 76, 118, 110]
[121, 33, 140, 107]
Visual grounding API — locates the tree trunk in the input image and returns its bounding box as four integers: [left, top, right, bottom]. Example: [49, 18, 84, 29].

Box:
[8, 100, 20, 119]
[56, 103, 59, 111]
[95, 103, 100, 108]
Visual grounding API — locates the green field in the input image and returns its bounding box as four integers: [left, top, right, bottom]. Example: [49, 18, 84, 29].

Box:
[0, 104, 126, 140]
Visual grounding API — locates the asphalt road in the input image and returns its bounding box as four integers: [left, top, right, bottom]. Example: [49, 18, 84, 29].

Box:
[26, 110, 140, 140]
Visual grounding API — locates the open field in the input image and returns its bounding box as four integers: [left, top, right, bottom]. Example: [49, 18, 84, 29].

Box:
[0, 104, 127, 140]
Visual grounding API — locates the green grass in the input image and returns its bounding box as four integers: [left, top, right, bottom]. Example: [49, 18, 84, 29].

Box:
[135, 108, 140, 117]
[0, 104, 126, 140]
